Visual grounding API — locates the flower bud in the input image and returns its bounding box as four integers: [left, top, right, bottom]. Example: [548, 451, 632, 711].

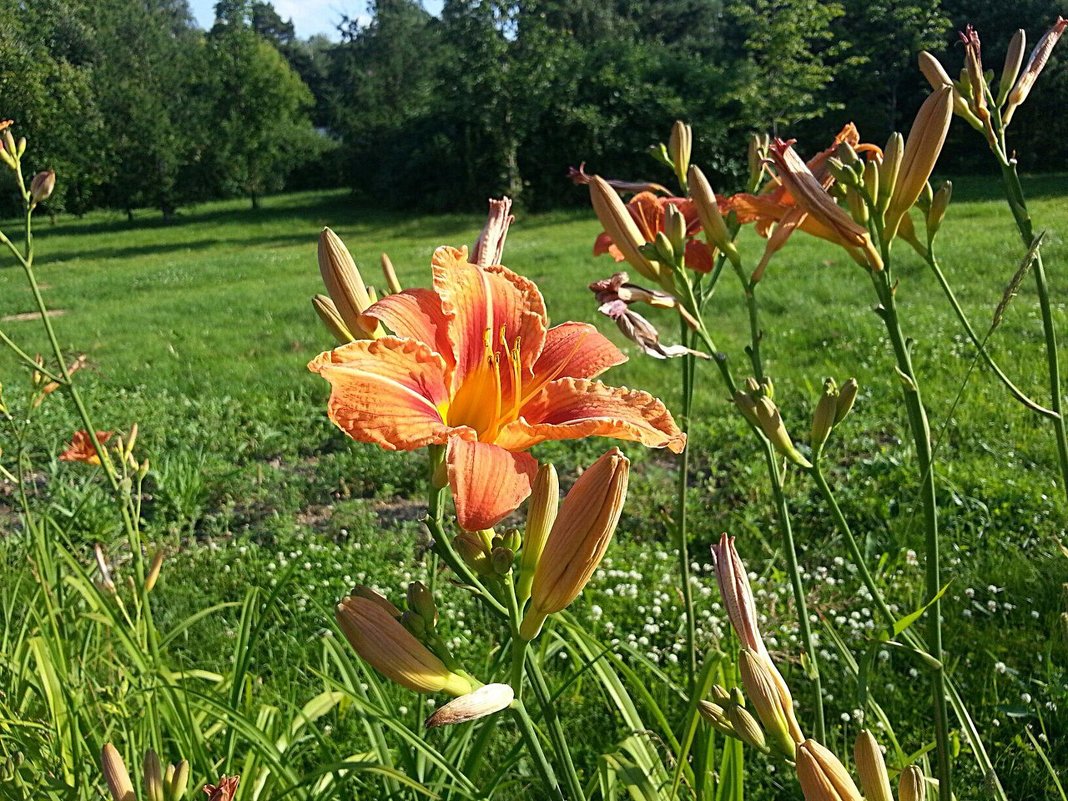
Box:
[752, 393, 812, 468]
[727, 704, 769, 753]
[144, 750, 164, 801]
[518, 463, 558, 604]
[927, 181, 952, 240]
[312, 294, 356, 344]
[711, 685, 732, 704]
[335, 595, 473, 696]
[454, 532, 493, 576]
[589, 176, 662, 282]
[490, 545, 515, 575]
[999, 30, 1027, 105]
[854, 730, 893, 801]
[168, 760, 189, 801]
[352, 585, 403, 617]
[318, 228, 382, 339]
[669, 121, 692, 188]
[688, 165, 740, 266]
[697, 700, 735, 736]
[29, 170, 55, 205]
[663, 203, 687, 257]
[101, 744, 135, 801]
[425, 683, 514, 728]
[144, 549, 164, 593]
[407, 581, 437, 627]
[400, 609, 427, 638]
[472, 197, 514, 267]
[2, 129, 15, 161]
[960, 25, 989, 121]
[521, 448, 629, 639]
[898, 765, 927, 801]
[380, 252, 402, 294]
[811, 378, 839, 452]
[712, 534, 767, 656]
[1004, 17, 1067, 125]
[738, 649, 802, 758]
[885, 87, 953, 242]
[834, 378, 859, 424]
[796, 739, 863, 801]
[653, 231, 677, 265]
[747, 132, 770, 190]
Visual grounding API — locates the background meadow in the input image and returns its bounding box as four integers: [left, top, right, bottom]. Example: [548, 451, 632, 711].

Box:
[1, 175, 1066, 797]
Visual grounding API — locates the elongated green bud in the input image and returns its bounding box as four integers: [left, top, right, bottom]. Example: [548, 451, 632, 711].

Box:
[518, 463, 558, 604]
[835, 378, 859, 423]
[927, 181, 952, 240]
[144, 751, 164, 801]
[796, 739, 863, 800]
[697, 700, 735, 736]
[669, 121, 692, 189]
[811, 378, 839, 452]
[999, 30, 1027, 105]
[168, 760, 189, 801]
[688, 165, 740, 266]
[727, 704, 769, 753]
[738, 649, 798, 759]
[407, 581, 437, 627]
[878, 133, 903, 213]
[663, 203, 687, 257]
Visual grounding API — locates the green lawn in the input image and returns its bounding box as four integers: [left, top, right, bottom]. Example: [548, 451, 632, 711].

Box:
[1, 180, 1067, 797]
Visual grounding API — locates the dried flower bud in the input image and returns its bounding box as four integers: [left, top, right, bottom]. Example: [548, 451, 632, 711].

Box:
[336, 595, 472, 696]
[204, 776, 240, 801]
[712, 534, 768, 657]
[425, 683, 514, 728]
[101, 744, 135, 801]
[29, 170, 55, 205]
[521, 448, 629, 639]
[472, 197, 514, 267]
[1005, 17, 1067, 125]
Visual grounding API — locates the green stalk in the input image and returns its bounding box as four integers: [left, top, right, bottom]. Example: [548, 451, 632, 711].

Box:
[871, 272, 952, 797]
[525, 652, 584, 800]
[677, 315, 698, 690]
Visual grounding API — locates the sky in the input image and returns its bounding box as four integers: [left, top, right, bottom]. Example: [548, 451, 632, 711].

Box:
[188, 0, 442, 41]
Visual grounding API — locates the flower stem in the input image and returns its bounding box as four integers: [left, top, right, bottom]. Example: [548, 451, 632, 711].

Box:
[872, 272, 952, 798]
[677, 316, 698, 691]
[525, 652, 584, 800]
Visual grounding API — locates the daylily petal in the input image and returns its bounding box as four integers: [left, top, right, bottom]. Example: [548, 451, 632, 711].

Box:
[684, 240, 714, 273]
[361, 288, 455, 371]
[431, 247, 547, 391]
[309, 337, 458, 451]
[530, 322, 626, 388]
[446, 437, 538, 530]
[499, 378, 686, 454]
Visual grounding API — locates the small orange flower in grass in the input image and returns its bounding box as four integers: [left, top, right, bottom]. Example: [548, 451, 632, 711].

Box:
[309, 246, 684, 531]
[594, 191, 717, 273]
[59, 430, 113, 465]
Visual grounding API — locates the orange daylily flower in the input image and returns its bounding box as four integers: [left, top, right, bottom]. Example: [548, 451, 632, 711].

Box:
[59, 430, 113, 465]
[594, 191, 716, 273]
[310, 246, 685, 531]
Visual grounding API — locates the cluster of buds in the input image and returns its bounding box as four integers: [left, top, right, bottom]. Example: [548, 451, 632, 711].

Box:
[100, 743, 192, 801]
[649, 121, 693, 192]
[920, 18, 1067, 144]
[519, 448, 629, 640]
[588, 272, 704, 360]
[454, 527, 521, 578]
[31, 352, 85, 408]
[733, 377, 811, 468]
[809, 377, 858, 455]
[796, 732, 929, 801]
[698, 684, 778, 756]
[0, 120, 56, 208]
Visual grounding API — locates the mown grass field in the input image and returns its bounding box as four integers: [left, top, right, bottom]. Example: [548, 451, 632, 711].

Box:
[1, 178, 1067, 797]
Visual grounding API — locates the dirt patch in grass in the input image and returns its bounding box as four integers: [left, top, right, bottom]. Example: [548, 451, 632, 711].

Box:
[2, 309, 66, 322]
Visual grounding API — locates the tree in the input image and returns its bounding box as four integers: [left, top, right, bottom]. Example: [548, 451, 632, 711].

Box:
[206, 2, 319, 207]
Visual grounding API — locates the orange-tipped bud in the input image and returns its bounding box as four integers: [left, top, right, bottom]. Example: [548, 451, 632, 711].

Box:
[669, 121, 692, 188]
[688, 165, 740, 266]
[854, 730, 893, 801]
[351, 585, 403, 617]
[101, 744, 135, 801]
[999, 30, 1027, 106]
[898, 765, 927, 801]
[885, 88, 953, 242]
[312, 294, 356, 344]
[335, 595, 472, 696]
[589, 176, 663, 282]
[517, 462, 558, 604]
[380, 252, 402, 294]
[796, 739, 863, 801]
[425, 683, 514, 728]
[738, 649, 803, 758]
[29, 170, 55, 205]
[318, 228, 382, 339]
[712, 534, 768, 657]
[521, 448, 629, 639]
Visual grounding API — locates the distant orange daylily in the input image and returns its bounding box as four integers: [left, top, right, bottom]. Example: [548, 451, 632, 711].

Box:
[310, 246, 685, 531]
[59, 430, 113, 465]
[594, 191, 716, 273]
